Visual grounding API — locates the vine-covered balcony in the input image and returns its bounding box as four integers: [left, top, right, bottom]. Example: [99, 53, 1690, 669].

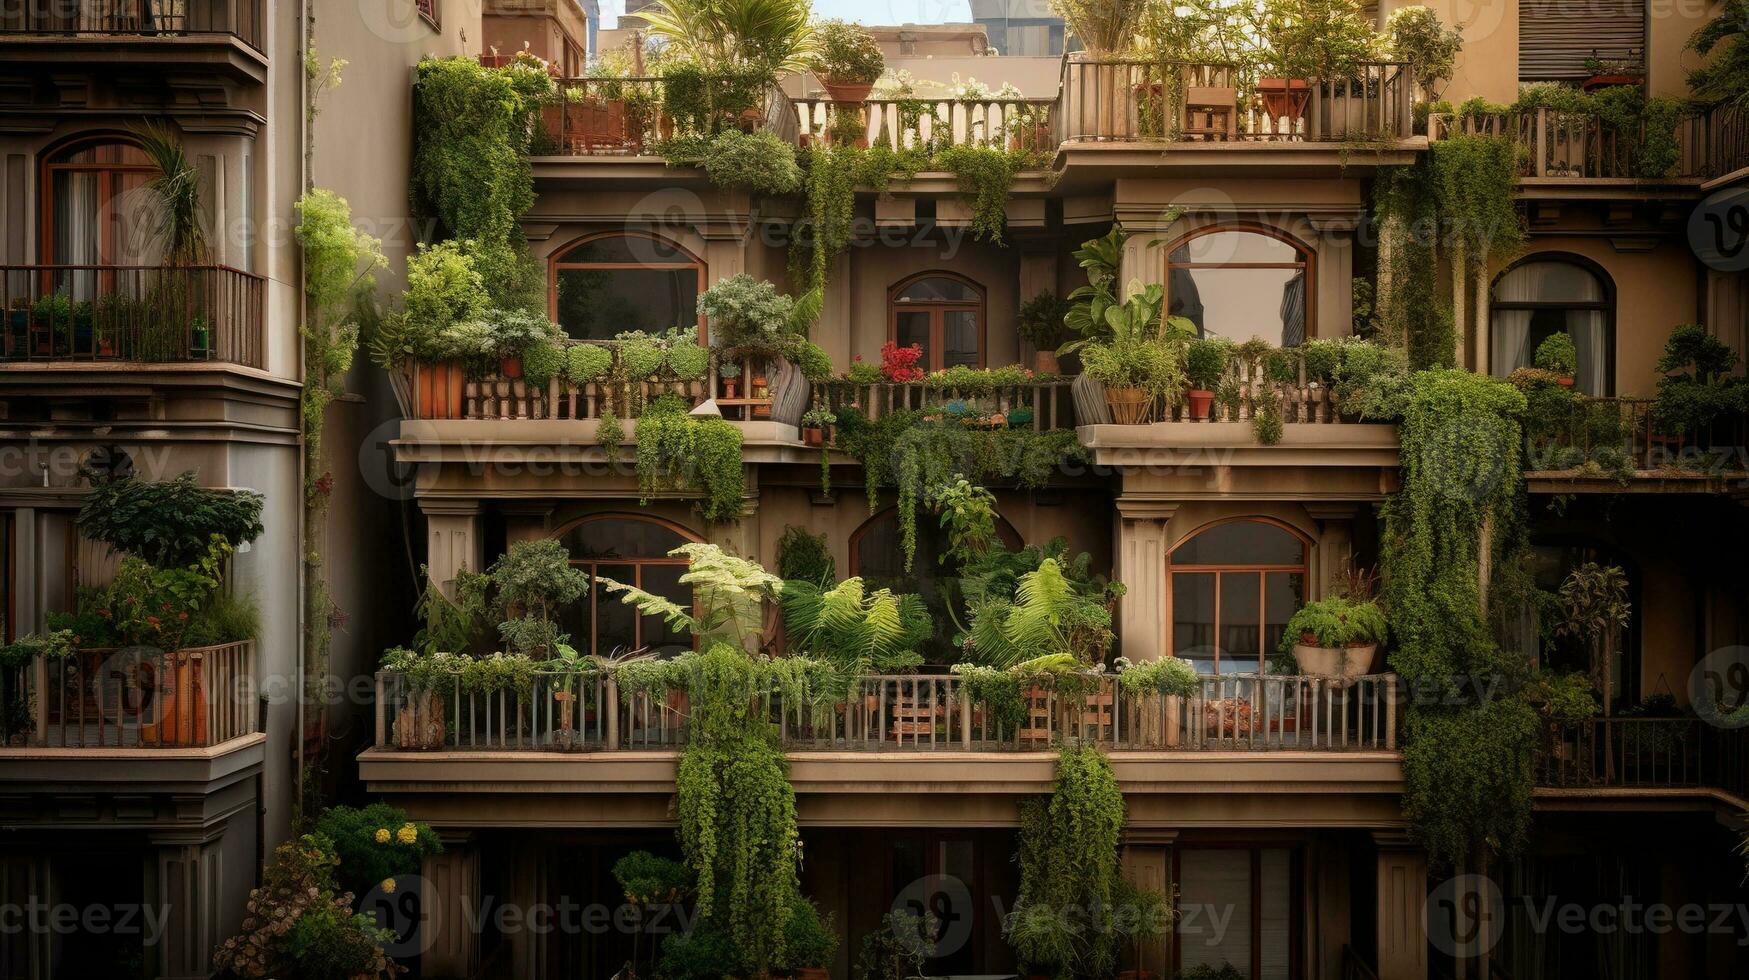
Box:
[0, 264, 267, 369]
[1537, 717, 1749, 805]
[1521, 394, 1749, 490]
[371, 668, 1400, 754]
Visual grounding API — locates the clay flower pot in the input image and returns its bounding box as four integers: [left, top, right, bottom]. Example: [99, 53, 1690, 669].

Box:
[1186, 388, 1215, 420]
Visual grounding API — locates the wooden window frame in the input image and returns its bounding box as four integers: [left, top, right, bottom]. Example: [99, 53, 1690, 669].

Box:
[1171, 843, 1305, 980]
[548, 231, 709, 341]
[1489, 253, 1617, 396]
[1165, 517, 1312, 674]
[38, 135, 156, 270]
[1164, 223, 1317, 341]
[415, 0, 441, 32]
[888, 271, 988, 371]
[552, 513, 700, 657]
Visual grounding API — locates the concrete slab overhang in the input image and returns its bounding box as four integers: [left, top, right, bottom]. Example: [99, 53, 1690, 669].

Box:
[0, 35, 268, 85]
[0, 732, 265, 830]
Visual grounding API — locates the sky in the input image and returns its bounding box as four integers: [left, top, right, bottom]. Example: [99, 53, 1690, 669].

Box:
[598, 0, 980, 29]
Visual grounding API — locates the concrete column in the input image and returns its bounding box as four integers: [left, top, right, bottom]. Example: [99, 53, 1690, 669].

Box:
[1114, 497, 1177, 661]
[421, 837, 481, 980]
[420, 500, 482, 598]
[1121, 829, 1177, 976]
[1304, 503, 1358, 600]
[148, 831, 223, 980]
[1373, 831, 1429, 980]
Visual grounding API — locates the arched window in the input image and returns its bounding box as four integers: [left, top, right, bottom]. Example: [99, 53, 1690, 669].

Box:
[889, 273, 985, 370]
[550, 233, 704, 341]
[1167, 227, 1312, 346]
[1490, 256, 1614, 394]
[851, 506, 1020, 662]
[1167, 519, 1309, 674]
[553, 515, 699, 657]
[42, 137, 159, 275]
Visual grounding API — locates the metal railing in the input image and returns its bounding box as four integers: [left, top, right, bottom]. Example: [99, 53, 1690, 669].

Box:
[373, 668, 1401, 753]
[1522, 396, 1749, 473]
[1058, 59, 1413, 144]
[811, 377, 1077, 431]
[0, 641, 256, 749]
[1537, 717, 1749, 801]
[448, 345, 783, 422]
[536, 76, 794, 156]
[1701, 102, 1749, 179]
[0, 0, 263, 50]
[0, 264, 266, 368]
[792, 96, 1059, 153]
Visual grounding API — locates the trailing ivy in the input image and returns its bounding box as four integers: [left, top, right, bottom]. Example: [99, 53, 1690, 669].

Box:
[935, 145, 1029, 245]
[635, 395, 746, 522]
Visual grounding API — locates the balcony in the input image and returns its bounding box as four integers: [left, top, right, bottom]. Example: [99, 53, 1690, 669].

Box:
[1537, 717, 1749, 809]
[0, 264, 266, 370]
[0, 1, 267, 80]
[1, 640, 258, 750]
[1523, 395, 1749, 492]
[1431, 104, 1749, 186]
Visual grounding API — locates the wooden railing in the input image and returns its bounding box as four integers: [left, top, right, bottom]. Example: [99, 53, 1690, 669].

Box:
[812, 378, 1076, 431]
[454, 346, 783, 422]
[1, 641, 257, 749]
[0, 264, 266, 368]
[1058, 59, 1413, 143]
[1538, 718, 1749, 802]
[1433, 108, 1711, 179]
[0, 0, 264, 50]
[537, 76, 794, 156]
[1523, 396, 1749, 473]
[792, 97, 1059, 153]
[1700, 102, 1749, 179]
[374, 668, 1400, 753]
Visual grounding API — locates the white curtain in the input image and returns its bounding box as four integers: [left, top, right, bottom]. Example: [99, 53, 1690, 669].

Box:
[1491, 261, 1611, 393]
[53, 172, 100, 300]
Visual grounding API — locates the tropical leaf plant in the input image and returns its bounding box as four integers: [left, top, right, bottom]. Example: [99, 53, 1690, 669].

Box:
[133, 122, 208, 266]
[599, 543, 783, 650]
[780, 577, 932, 673]
[640, 0, 816, 76]
[962, 559, 1119, 669]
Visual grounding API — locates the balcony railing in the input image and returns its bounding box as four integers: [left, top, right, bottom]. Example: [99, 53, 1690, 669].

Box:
[535, 76, 798, 156]
[1058, 59, 1414, 144]
[1537, 717, 1749, 802]
[792, 96, 1059, 153]
[812, 377, 1077, 431]
[1, 264, 266, 368]
[1523, 396, 1749, 473]
[0, 1, 264, 51]
[1, 641, 257, 749]
[374, 668, 1400, 753]
[1434, 107, 1713, 179]
[435, 347, 787, 423]
[1700, 102, 1749, 179]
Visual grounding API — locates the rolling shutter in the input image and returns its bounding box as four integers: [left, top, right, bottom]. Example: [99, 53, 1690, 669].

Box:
[1519, 0, 1645, 81]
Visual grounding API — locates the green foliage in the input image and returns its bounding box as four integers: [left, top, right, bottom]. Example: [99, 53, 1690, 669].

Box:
[1051, 0, 1150, 55]
[521, 336, 566, 386]
[936, 145, 1028, 244]
[855, 909, 937, 980]
[614, 851, 690, 904]
[133, 122, 208, 265]
[1688, 0, 1749, 107]
[1524, 670, 1599, 726]
[1282, 596, 1387, 649]
[1018, 291, 1074, 352]
[776, 525, 835, 586]
[1007, 747, 1128, 978]
[780, 577, 932, 674]
[698, 273, 798, 350]
[1533, 332, 1577, 374]
[962, 558, 1120, 669]
[925, 475, 1000, 563]
[665, 340, 711, 381]
[295, 190, 385, 496]
[212, 834, 400, 980]
[1385, 5, 1462, 99]
[181, 590, 261, 647]
[620, 333, 667, 379]
[1402, 696, 1541, 867]
[635, 396, 747, 522]
[1652, 323, 1748, 437]
[701, 130, 803, 195]
[1184, 336, 1231, 390]
[78, 472, 263, 567]
[811, 19, 884, 83]
[485, 540, 589, 655]
[565, 342, 615, 382]
[1113, 654, 1201, 697]
[314, 803, 443, 899]
[373, 240, 490, 367]
[1261, 0, 1381, 81]
[102, 542, 228, 651]
[601, 543, 783, 650]
[637, 0, 815, 76]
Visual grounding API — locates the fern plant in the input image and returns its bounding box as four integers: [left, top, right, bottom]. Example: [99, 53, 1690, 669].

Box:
[962, 559, 1119, 669]
[600, 543, 783, 651]
[779, 577, 931, 673]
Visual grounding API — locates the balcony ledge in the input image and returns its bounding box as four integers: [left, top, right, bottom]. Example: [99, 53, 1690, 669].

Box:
[392, 417, 816, 465]
[1077, 421, 1400, 467]
[0, 34, 267, 84]
[0, 731, 265, 792]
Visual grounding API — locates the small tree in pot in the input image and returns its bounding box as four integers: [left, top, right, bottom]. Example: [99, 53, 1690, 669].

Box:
[1183, 336, 1231, 420]
[810, 19, 883, 103]
[1534, 331, 1578, 387]
[1018, 290, 1073, 374]
[1259, 0, 1380, 124]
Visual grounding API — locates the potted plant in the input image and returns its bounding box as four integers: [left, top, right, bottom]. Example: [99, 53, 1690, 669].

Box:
[1017, 290, 1072, 374]
[1535, 332, 1579, 387]
[801, 407, 836, 447]
[1282, 595, 1387, 684]
[1260, 0, 1380, 126]
[493, 309, 563, 380]
[190, 313, 212, 358]
[780, 898, 839, 980]
[31, 293, 72, 356]
[1076, 283, 1184, 424]
[811, 19, 884, 104]
[1582, 53, 1645, 92]
[1184, 337, 1230, 420]
[719, 360, 743, 398]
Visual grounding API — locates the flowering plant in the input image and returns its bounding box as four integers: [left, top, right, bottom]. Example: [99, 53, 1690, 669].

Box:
[880, 341, 925, 383]
[106, 537, 230, 651]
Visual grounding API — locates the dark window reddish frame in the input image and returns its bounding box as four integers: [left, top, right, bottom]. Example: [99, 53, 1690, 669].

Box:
[38, 136, 155, 269]
[887, 271, 989, 371]
[1164, 517, 1312, 674]
[1163, 223, 1317, 340]
[547, 231, 709, 340]
[552, 513, 700, 656]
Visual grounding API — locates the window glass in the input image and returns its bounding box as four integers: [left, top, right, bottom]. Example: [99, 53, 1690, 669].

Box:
[1172, 521, 1305, 566]
[1490, 259, 1612, 394]
[556, 518, 695, 656]
[1168, 230, 1309, 347]
[897, 276, 980, 303]
[889, 274, 983, 370]
[552, 235, 701, 341]
[1170, 521, 1308, 673]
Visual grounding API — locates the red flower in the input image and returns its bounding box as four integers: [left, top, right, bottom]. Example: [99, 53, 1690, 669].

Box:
[879, 341, 924, 383]
[178, 611, 190, 621]
[146, 615, 162, 627]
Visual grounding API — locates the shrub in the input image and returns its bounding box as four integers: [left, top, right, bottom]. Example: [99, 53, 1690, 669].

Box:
[521, 336, 566, 385]
[1184, 337, 1230, 390]
[1533, 332, 1577, 374]
[788, 338, 834, 381]
[314, 803, 443, 900]
[1386, 5, 1463, 99]
[78, 472, 264, 567]
[698, 274, 795, 350]
[776, 526, 835, 585]
[1018, 291, 1073, 352]
[396, 240, 490, 363]
[565, 343, 615, 382]
[666, 341, 711, 380]
[619, 333, 667, 379]
[811, 20, 884, 84]
[211, 833, 400, 980]
[1282, 595, 1387, 649]
[702, 131, 802, 196]
[181, 591, 260, 647]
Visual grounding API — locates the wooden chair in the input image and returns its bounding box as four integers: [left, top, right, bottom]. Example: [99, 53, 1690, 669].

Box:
[1017, 686, 1053, 742]
[1183, 85, 1238, 141]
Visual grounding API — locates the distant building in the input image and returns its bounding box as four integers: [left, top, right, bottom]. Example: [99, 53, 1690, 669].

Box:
[968, 0, 1066, 56]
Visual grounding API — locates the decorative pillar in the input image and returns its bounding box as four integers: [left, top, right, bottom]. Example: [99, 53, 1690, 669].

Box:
[1114, 497, 1177, 662]
[420, 500, 482, 598]
[148, 831, 224, 980]
[1373, 831, 1429, 980]
[421, 836, 481, 980]
[1121, 829, 1177, 976]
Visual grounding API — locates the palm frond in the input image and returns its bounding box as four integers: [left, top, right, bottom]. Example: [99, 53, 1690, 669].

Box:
[132, 121, 207, 265]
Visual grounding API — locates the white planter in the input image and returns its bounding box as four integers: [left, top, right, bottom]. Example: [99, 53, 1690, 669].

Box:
[1291, 642, 1379, 686]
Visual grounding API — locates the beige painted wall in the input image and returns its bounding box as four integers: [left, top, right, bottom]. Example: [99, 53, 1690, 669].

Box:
[1380, 0, 1519, 105]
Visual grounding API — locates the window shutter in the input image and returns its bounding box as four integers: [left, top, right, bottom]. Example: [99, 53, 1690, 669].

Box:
[1519, 0, 1645, 81]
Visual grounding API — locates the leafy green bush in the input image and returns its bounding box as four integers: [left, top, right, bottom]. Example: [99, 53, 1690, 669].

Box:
[486, 539, 590, 655]
[520, 336, 566, 385]
[1006, 747, 1127, 978]
[1652, 323, 1748, 436]
[1533, 331, 1577, 374]
[181, 590, 260, 647]
[698, 274, 796, 350]
[314, 803, 443, 900]
[665, 341, 711, 380]
[1114, 655, 1201, 697]
[776, 525, 835, 586]
[78, 472, 263, 567]
[1018, 291, 1073, 352]
[1184, 337, 1231, 390]
[811, 19, 884, 84]
[212, 833, 400, 980]
[619, 333, 667, 379]
[702, 131, 802, 196]
[565, 343, 615, 382]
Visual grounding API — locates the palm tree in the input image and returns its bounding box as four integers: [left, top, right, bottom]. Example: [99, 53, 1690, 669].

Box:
[133, 122, 207, 266]
[639, 0, 816, 76]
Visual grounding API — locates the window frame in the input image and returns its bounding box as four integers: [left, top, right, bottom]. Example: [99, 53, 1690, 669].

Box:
[415, 0, 441, 32]
[1171, 842, 1304, 979]
[1165, 517, 1312, 675]
[38, 134, 157, 270]
[551, 513, 701, 657]
[547, 231, 709, 341]
[1489, 252, 1617, 396]
[1164, 223, 1317, 342]
[887, 271, 988, 371]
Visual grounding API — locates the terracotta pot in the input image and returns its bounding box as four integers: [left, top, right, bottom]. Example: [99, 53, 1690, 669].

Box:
[501, 355, 524, 379]
[1258, 78, 1311, 122]
[1582, 74, 1642, 92]
[722, 379, 740, 399]
[1034, 349, 1060, 374]
[1556, 375, 1575, 387]
[1104, 385, 1153, 424]
[803, 426, 824, 447]
[416, 360, 466, 419]
[820, 79, 874, 103]
[1186, 388, 1215, 420]
[1291, 642, 1380, 686]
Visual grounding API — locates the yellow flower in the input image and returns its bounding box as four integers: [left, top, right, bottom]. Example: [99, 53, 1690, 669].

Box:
[396, 825, 419, 845]
[380, 878, 396, 894]
[374, 828, 391, 844]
